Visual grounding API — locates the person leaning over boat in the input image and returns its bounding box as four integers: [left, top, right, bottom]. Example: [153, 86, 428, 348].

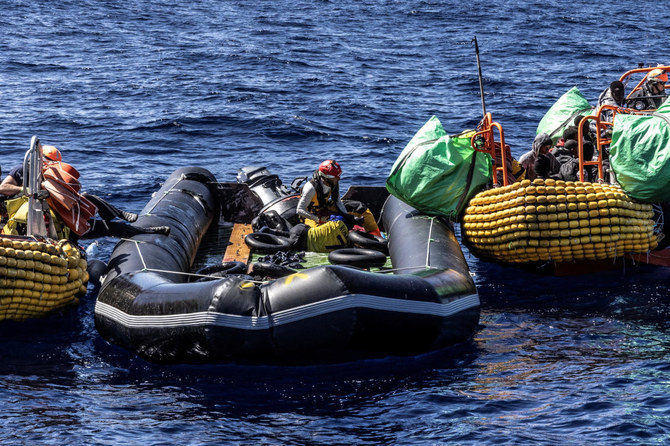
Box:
[0, 146, 64, 198]
[519, 133, 560, 181]
[296, 159, 380, 235]
[627, 68, 668, 111]
[0, 144, 169, 239]
[0, 145, 58, 220]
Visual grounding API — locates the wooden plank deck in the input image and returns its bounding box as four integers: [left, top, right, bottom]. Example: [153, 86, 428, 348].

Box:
[222, 223, 253, 264]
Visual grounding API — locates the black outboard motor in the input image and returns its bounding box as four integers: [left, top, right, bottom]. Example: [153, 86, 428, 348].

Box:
[236, 166, 303, 227]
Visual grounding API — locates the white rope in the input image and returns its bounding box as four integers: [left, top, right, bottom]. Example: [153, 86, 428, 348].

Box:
[425, 216, 435, 269]
[143, 174, 186, 216]
[120, 237, 265, 284]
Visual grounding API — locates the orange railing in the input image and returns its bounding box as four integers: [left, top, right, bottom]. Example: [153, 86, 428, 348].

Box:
[470, 112, 511, 186]
[576, 104, 646, 182]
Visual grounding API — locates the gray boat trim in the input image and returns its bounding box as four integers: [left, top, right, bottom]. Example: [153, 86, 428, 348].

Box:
[95, 293, 480, 330]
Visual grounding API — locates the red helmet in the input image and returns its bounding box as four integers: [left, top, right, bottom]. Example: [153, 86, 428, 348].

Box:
[318, 159, 342, 179]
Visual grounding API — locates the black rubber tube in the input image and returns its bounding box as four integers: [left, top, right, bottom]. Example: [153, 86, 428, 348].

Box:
[328, 248, 387, 268]
[244, 232, 292, 253]
[347, 230, 389, 254]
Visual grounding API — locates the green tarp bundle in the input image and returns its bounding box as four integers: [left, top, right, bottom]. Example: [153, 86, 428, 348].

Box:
[386, 116, 492, 220]
[609, 101, 670, 202]
[536, 86, 594, 144]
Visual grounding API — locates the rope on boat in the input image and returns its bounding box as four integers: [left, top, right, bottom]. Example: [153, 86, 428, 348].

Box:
[425, 216, 438, 270]
[121, 235, 439, 284]
[122, 238, 265, 284]
[142, 173, 187, 216]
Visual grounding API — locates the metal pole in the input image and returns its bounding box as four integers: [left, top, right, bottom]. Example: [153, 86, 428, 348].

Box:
[25, 136, 48, 237]
[473, 36, 486, 118]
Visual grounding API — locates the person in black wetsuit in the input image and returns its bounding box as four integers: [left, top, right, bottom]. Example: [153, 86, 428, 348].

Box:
[0, 145, 169, 239]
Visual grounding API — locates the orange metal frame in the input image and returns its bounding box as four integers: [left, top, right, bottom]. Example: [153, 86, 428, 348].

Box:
[621, 65, 670, 104]
[469, 66, 670, 185]
[579, 69, 668, 183]
[470, 112, 510, 186]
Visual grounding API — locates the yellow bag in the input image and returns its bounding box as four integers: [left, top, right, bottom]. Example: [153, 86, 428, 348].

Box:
[1, 196, 70, 240]
[1, 196, 29, 235]
[306, 220, 350, 252]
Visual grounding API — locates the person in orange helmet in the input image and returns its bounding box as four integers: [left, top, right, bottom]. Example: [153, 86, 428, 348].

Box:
[0, 145, 62, 198]
[627, 68, 668, 111]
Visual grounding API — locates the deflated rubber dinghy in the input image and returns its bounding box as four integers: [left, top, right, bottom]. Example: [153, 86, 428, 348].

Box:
[94, 167, 479, 364]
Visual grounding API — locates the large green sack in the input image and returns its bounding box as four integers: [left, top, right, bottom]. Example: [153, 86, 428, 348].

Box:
[536, 86, 594, 144]
[386, 116, 492, 220]
[609, 101, 670, 202]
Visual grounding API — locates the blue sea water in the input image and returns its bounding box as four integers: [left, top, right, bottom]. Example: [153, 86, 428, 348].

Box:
[1, 0, 670, 444]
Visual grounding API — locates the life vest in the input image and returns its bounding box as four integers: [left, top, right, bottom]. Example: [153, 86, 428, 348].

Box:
[1, 195, 71, 240]
[43, 162, 81, 191]
[349, 207, 381, 236]
[306, 173, 339, 219]
[42, 163, 97, 236]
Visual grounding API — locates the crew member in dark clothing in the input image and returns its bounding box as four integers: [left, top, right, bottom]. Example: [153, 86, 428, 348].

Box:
[627, 68, 668, 111]
[0, 145, 169, 239]
[598, 80, 626, 123]
[557, 140, 597, 182]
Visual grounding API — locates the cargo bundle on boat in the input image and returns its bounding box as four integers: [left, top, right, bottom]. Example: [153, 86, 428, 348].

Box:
[385, 66, 670, 275]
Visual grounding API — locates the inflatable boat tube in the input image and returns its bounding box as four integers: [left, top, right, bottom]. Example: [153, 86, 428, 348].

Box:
[193, 261, 248, 282]
[94, 168, 479, 364]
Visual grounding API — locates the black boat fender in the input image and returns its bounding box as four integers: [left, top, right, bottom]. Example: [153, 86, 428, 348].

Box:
[328, 247, 387, 268]
[86, 258, 107, 288]
[347, 230, 388, 254]
[244, 232, 293, 253]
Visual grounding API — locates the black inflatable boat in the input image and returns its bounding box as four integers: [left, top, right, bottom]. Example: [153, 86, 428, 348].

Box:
[94, 167, 480, 364]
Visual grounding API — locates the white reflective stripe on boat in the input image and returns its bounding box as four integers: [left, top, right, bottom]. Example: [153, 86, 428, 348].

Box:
[94, 293, 480, 330]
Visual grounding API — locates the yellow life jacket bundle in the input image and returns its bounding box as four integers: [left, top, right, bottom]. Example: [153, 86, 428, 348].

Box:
[1, 196, 71, 240]
[306, 220, 349, 252]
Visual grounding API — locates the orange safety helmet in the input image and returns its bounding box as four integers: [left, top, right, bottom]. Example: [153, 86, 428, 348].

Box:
[648, 68, 668, 84]
[42, 144, 62, 162]
[318, 159, 342, 179]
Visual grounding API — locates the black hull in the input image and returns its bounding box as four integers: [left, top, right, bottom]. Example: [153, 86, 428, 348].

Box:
[95, 167, 479, 364]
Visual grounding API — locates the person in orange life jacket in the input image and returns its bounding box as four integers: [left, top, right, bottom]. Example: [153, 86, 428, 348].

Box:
[0, 145, 169, 238]
[296, 159, 381, 235]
